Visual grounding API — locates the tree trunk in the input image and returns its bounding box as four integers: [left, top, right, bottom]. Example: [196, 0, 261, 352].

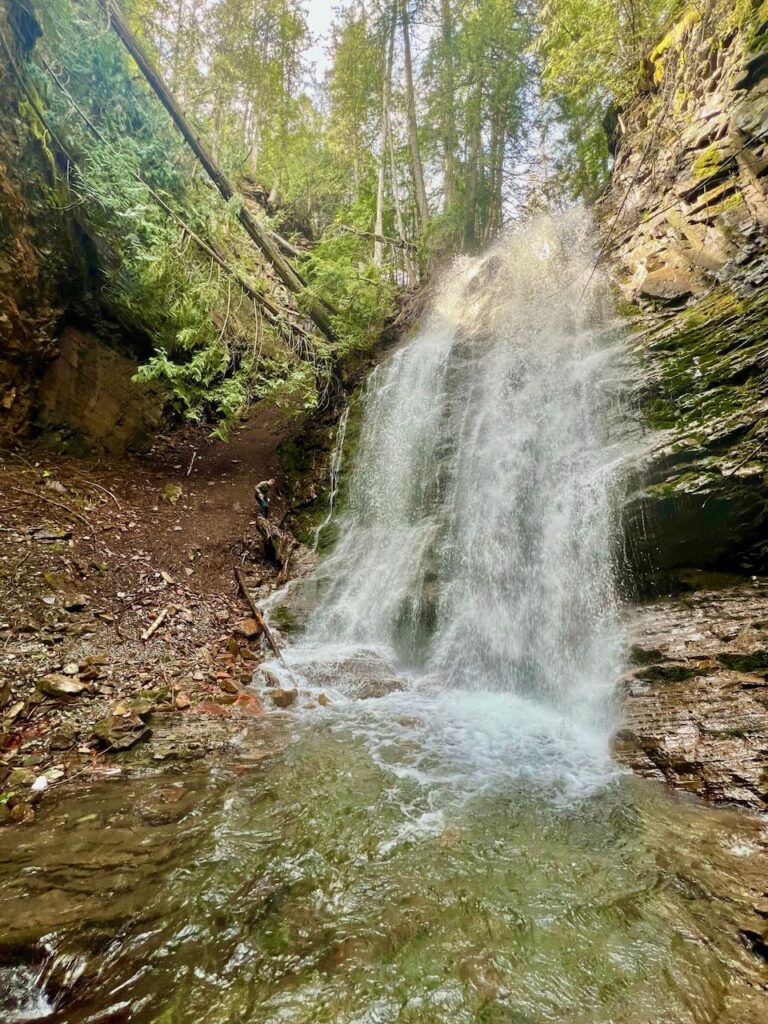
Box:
[483, 114, 504, 244]
[98, 0, 336, 340]
[439, 0, 457, 211]
[388, 130, 417, 286]
[400, 0, 429, 235]
[463, 80, 482, 252]
[374, 6, 396, 266]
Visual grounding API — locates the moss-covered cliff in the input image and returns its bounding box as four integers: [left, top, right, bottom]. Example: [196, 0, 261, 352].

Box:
[600, 1, 768, 576]
[0, 2, 93, 440]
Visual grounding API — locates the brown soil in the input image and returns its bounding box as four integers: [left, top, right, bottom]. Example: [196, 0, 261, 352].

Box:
[0, 401, 302, 824]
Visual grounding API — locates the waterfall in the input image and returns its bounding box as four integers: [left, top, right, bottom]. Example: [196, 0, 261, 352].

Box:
[310, 406, 350, 551]
[300, 212, 626, 720]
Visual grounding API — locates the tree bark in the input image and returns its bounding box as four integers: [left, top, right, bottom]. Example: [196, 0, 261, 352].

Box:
[388, 130, 417, 285]
[400, 0, 429, 235]
[374, 5, 396, 265]
[438, 0, 457, 212]
[98, 0, 336, 340]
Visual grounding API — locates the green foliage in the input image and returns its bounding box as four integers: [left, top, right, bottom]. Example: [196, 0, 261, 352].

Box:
[537, 0, 687, 196]
[303, 229, 397, 355]
[28, 0, 350, 430]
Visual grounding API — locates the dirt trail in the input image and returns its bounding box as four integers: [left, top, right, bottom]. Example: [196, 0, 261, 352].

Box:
[0, 401, 304, 823]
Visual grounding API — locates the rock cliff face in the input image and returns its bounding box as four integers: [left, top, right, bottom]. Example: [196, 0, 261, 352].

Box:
[615, 573, 768, 810]
[603, 3, 768, 810]
[0, 3, 86, 441]
[600, 2, 768, 576]
[0, 2, 159, 451]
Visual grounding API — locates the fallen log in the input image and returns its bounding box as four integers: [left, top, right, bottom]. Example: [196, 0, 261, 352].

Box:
[234, 567, 281, 658]
[98, 0, 337, 341]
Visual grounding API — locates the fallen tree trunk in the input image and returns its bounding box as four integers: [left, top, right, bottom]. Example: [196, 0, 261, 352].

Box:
[98, 0, 336, 341]
[234, 568, 282, 658]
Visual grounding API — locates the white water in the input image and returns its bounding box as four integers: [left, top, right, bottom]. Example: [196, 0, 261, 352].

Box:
[265, 212, 630, 801]
[310, 405, 349, 550]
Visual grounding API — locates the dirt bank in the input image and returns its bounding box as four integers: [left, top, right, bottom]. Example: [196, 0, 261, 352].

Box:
[0, 401, 311, 823]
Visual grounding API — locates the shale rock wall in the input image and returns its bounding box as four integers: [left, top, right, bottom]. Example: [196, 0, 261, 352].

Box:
[602, 2, 768, 576]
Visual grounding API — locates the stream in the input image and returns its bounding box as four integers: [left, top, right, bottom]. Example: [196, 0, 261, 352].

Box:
[2, 214, 767, 1022]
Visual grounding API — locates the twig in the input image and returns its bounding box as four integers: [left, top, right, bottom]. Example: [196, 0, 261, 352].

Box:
[186, 451, 197, 477]
[141, 606, 169, 641]
[234, 567, 281, 658]
[69, 471, 122, 509]
[8, 486, 94, 532]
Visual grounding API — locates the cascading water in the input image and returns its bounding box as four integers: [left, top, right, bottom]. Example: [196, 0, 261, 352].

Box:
[308, 212, 623, 709]
[268, 211, 629, 795]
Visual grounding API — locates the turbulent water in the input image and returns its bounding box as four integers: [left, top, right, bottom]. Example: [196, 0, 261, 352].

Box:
[2, 213, 767, 1023]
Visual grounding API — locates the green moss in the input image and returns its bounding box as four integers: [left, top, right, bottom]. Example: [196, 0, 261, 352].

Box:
[271, 605, 301, 634]
[718, 650, 768, 673]
[693, 145, 725, 180]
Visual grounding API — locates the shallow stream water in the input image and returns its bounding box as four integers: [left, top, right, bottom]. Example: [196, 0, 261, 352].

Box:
[1, 699, 766, 1023]
[2, 214, 767, 1021]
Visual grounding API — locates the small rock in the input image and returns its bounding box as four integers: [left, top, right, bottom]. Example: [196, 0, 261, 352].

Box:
[93, 714, 151, 751]
[31, 776, 49, 794]
[50, 724, 79, 750]
[318, 692, 331, 707]
[128, 697, 154, 720]
[163, 483, 183, 505]
[270, 688, 298, 709]
[4, 701, 25, 721]
[9, 802, 35, 824]
[174, 691, 191, 710]
[33, 527, 72, 542]
[218, 677, 240, 695]
[63, 594, 88, 612]
[37, 674, 88, 700]
[235, 618, 262, 639]
[8, 767, 36, 788]
[62, 663, 79, 676]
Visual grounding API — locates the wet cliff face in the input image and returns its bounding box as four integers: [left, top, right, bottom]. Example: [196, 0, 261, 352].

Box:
[601, 3, 768, 577]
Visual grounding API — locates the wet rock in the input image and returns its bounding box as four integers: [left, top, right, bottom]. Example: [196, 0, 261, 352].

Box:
[8, 767, 36, 788]
[318, 692, 331, 707]
[615, 577, 768, 809]
[37, 674, 88, 700]
[8, 802, 34, 824]
[269, 688, 298, 709]
[93, 714, 151, 752]
[218, 677, 240, 695]
[258, 666, 283, 688]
